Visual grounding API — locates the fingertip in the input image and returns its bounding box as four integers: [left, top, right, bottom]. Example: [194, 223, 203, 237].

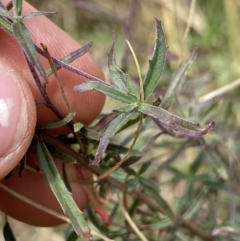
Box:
[0, 60, 36, 180]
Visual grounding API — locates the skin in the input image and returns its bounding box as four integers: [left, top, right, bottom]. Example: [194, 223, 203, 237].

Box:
[0, 0, 105, 226]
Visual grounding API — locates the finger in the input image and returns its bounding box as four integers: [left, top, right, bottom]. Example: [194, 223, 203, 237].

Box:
[0, 0, 105, 130]
[0, 59, 36, 180]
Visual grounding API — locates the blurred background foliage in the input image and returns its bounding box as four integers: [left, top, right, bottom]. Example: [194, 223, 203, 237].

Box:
[2, 0, 240, 240]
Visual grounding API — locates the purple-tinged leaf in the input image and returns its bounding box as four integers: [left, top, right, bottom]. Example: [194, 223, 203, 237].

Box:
[89, 113, 118, 131]
[42, 42, 93, 76]
[12, 21, 48, 84]
[23, 10, 57, 19]
[143, 18, 167, 100]
[74, 81, 137, 104]
[160, 46, 198, 110]
[138, 103, 214, 137]
[90, 112, 137, 165]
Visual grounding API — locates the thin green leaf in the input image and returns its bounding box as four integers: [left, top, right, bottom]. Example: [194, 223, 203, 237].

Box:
[189, 151, 206, 175]
[74, 122, 83, 132]
[12, 21, 48, 84]
[6, 1, 13, 11]
[0, 7, 12, 19]
[23, 10, 57, 19]
[13, 0, 22, 17]
[52, 149, 76, 164]
[139, 176, 160, 193]
[0, 16, 12, 33]
[3, 220, 16, 241]
[160, 46, 198, 110]
[36, 138, 92, 240]
[138, 161, 152, 175]
[125, 73, 138, 97]
[146, 189, 174, 219]
[62, 162, 72, 192]
[38, 113, 75, 129]
[66, 231, 78, 241]
[138, 103, 215, 137]
[117, 103, 137, 112]
[143, 18, 167, 100]
[108, 38, 129, 92]
[176, 231, 193, 241]
[183, 189, 207, 220]
[91, 112, 137, 165]
[126, 178, 139, 191]
[74, 81, 137, 104]
[123, 167, 137, 176]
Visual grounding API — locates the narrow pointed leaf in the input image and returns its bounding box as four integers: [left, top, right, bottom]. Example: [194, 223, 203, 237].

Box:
[143, 18, 167, 100]
[0, 15, 12, 34]
[38, 113, 75, 129]
[46, 42, 93, 76]
[23, 10, 57, 19]
[36, 138, 92, 240]
[138, 103, 214, 137]
[138, 161, 152, 175]
[3, 220, 16, 241]
[13, 0, 22, 17]
[139, 177, 160, 193]
[74, 81, 137, 104]
[125, 74, 138, 97]
[91, 112, 137, 165]
[117, 103, 137, 113]
[6, 1, 13, 11]
[0, 7, 12, 18]
[146, 189, 174, 219]
[12, 21, 48, 84]
[160, 46, 198, 109]
[108, 40, 129, 92]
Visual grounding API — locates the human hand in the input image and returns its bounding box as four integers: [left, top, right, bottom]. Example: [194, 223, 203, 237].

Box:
[0, 0, 105, 226]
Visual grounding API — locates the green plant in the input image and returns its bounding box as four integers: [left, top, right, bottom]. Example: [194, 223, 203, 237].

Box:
[1, 1, 238, 241]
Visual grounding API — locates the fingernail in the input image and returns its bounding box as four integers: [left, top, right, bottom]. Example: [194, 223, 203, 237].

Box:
[0, 67, 22, 158]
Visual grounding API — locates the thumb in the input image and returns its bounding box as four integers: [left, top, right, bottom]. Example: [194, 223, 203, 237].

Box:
[0, 59, 36, 180]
